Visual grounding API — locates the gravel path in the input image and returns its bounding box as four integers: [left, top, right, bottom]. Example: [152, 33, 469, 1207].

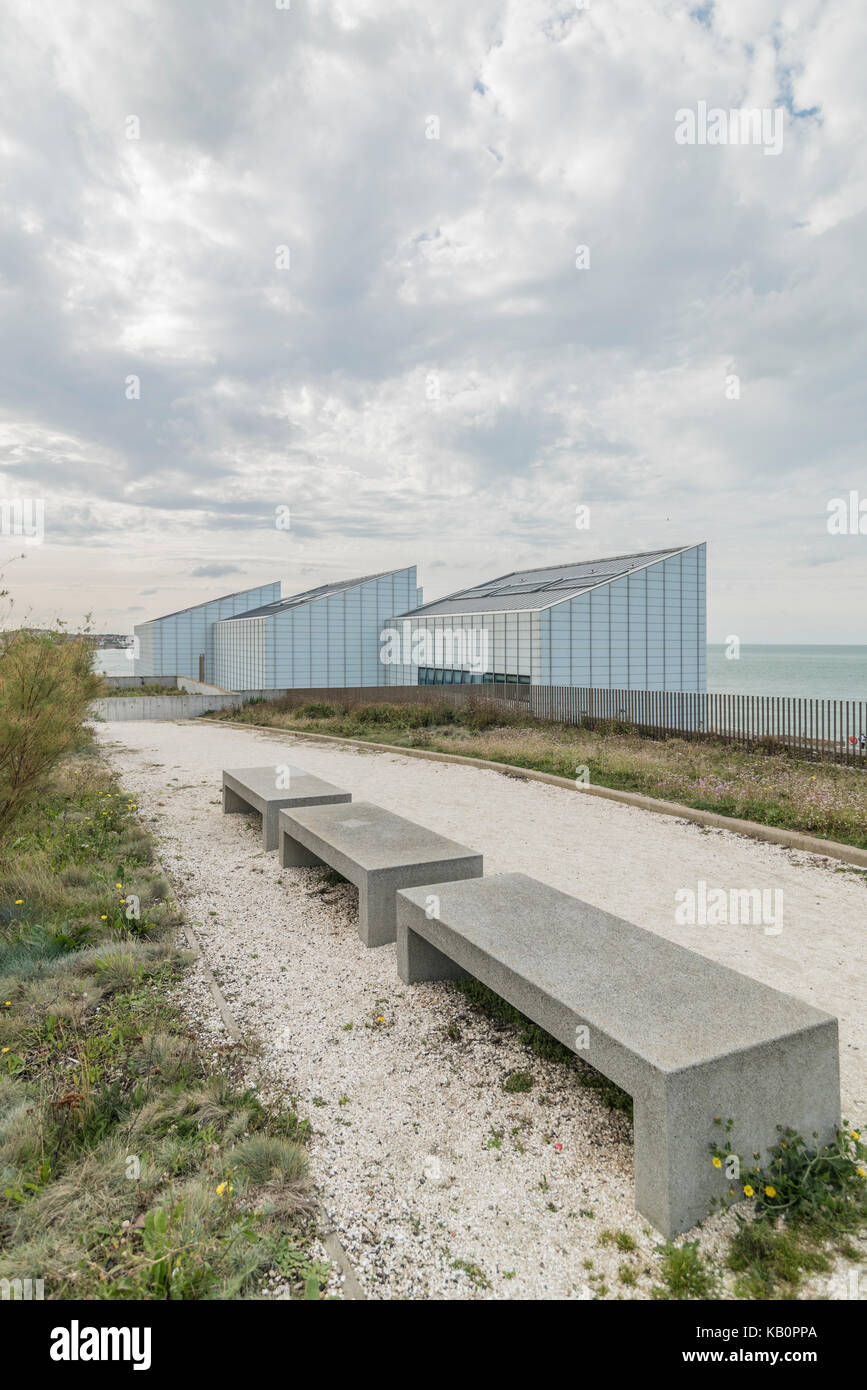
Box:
[94, 718, 867, 1300]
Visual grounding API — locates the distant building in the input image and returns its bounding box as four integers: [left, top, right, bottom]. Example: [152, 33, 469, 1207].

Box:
[134, 569, 420, 688]
[134, 582, 281, 682]
[134, 544, 705, 692]
[382, 544, 706, 691]
[211, 568, 419, 689]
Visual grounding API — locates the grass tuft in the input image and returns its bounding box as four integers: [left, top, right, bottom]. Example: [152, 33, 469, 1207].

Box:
[0, 752, 320, 1300]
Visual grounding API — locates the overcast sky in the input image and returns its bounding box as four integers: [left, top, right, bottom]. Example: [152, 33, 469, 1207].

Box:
[1, 0, 865, 641]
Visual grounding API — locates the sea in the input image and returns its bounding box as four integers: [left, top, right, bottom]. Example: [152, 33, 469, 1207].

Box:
[94, 643, 867, 701]
[706, 645, 867, 703]
[94, 648, 136, 677]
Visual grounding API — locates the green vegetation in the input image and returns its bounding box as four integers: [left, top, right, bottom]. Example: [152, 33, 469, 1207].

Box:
[450, 1256, 489, 1289]
[208, 693, 867, 850]
[0, 748, 321, 1299]
[502, 1070, 535, 1093]
[455, 976, 632, 1118]
[98, 682, 178, 698]
[709, 1119, 867, 1299]
[0, 627, 102, 834]
[725, 1223, 830, 1300]
[652, 1240, 720, 1299]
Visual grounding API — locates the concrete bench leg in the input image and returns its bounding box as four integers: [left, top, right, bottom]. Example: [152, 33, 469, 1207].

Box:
[397, 922, 471, 982]
[279, 828, 325, 869]
[222, 785, 250, 815]
[632, 1021, 841, 1238]
[358, 878, 400, 949]
[262, 805, 280, 852]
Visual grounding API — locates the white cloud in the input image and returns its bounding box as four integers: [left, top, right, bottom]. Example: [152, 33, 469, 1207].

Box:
[0, 0, 864, 639]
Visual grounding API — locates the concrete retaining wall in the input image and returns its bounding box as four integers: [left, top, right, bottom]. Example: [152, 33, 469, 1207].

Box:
[102, 675, 180, 689]
[90, 689, 291, 721]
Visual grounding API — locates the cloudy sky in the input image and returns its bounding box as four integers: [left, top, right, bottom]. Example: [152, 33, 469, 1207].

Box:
[1, 0, 865, 641]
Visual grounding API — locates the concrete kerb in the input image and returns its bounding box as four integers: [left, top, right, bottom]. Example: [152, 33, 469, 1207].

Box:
[212, 720, 867, 871]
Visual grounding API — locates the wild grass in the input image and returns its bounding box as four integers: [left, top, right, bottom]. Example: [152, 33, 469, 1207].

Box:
[0, 752, 321, 1300]
[211, 695, 867, 849]
[652, 1241, 720, 1299]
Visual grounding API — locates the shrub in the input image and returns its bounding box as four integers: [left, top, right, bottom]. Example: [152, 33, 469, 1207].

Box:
[295, 702, 336, 719]
[0, 629, 102, 834]
[456, 696, 527, 732]
[352, 703, 397, 725]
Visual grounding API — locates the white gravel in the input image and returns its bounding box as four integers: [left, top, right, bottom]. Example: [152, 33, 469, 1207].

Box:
[94, 718, 867, 1300]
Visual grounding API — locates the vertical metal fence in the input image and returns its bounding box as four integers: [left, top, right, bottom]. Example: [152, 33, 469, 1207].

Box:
[231, 684, 867, 766]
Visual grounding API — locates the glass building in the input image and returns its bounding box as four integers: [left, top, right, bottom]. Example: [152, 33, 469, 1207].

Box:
[133, 582, 281, 682]
[382, 545, 706, 691]
[134, 546, 705, 693]
[211, 567, 419, 689]
[135, 570, 419, 689]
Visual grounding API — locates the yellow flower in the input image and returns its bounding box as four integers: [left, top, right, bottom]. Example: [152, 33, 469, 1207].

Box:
[216, 1181, 234, 1197]
[743, 1184, 754, 1198]
[764, 1185, 776, 1198]
[712, 1157, 722, 1169]
[852, 1130, 860, 1140]
[1, 1047, 9, 1054]
[101, 915, 108, 920]
[115, 882, 122, 888]
[14, 899, 23, 905]
[858, 1167, 866, 1178]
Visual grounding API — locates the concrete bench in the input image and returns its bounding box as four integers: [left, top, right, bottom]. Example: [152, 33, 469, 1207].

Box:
[396, 872, 840, 1238]
[278, 801, 483, 947]
[222, 765, 351, 851]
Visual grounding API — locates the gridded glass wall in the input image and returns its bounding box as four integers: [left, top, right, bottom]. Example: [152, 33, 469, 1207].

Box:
[538, 544, 706, 690]
[212, 618, 266, 690]
[134, 583, 280, 681]
[213, 567, 418, 689]
[382, 610, 535, 684]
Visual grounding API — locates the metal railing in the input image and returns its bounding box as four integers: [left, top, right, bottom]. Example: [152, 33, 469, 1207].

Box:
[252, 683, 866, 765]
